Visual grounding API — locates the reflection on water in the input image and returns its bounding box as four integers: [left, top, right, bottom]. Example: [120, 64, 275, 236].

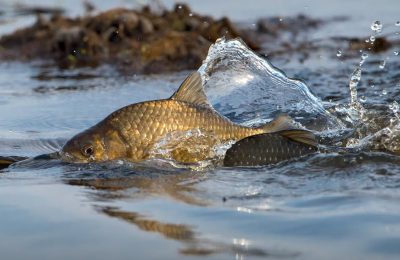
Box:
[64, 171, 299, 258]
[96, 206, 289, 257]
[65, 170, 208, 205]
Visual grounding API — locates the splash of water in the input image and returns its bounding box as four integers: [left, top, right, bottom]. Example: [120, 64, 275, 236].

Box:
[149, 129, 231, 169]
[198, 38, 341, 131]
[339, 47, 400, 152]
[370, 21, 383, 33]
[194, 30, 400, 155]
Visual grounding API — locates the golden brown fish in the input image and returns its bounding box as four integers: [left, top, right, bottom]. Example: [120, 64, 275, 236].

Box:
[61, 72, 316, 164]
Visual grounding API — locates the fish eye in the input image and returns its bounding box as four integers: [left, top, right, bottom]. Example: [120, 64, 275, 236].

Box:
[82, 145, 94, 157]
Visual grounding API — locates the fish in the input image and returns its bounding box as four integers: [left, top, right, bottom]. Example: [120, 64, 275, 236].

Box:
[61, 72, 316, 164]
[223, 131, 318, 167]
[0, 156, 26, 170]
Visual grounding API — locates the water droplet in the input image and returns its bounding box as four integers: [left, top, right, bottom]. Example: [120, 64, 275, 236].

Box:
[389, 101, 399, 113]
[336, 50, 342, 57]
[395, 51, 399, 56]
[396, 21, 400, 26]
[349, 67, 362, 104]
[279, 18, 283, 22]
[189, 13, 193, 17]
[370, 84, 375, 88]
[360, 96, 367, 102]
[177, 5, 182, 9]
[382, 89, 387, 95]
[371, 20, 382, 33]
[359, 52, 368, 66]
[370, 35, 376, 42]
[365, 39, 370, 43]
[379, 60, 386, 69]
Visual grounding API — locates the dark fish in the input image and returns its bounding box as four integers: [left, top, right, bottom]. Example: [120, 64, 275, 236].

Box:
[0, 153, 59, 170]
[0, 156, 27, 169]
[223, 131, 318, 167]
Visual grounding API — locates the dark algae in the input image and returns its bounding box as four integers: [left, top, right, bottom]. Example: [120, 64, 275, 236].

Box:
[0, 3, 258, 73]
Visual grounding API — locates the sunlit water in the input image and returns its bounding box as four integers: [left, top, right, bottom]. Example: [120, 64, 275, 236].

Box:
[1, 1, 400, 260]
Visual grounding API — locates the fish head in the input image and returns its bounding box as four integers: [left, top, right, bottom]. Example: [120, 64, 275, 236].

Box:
[61, 128, 108, 163]
[61, 124, 129, 163]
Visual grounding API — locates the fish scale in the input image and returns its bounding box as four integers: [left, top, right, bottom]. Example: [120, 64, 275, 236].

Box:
[61, 72, 317, 164]
[105, 100, 261, 162]
[224, 132, 318, 167]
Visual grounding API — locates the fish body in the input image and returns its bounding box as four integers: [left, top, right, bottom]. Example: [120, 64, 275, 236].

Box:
[61, 72, 316, 164]
[223, 132, 318, 167]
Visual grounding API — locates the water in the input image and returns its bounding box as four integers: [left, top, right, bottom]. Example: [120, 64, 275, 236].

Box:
[371, 21, 383, 34]
[1, 1, 400, 260]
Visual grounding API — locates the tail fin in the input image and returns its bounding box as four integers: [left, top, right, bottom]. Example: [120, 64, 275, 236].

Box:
[258, 114, 298, 133]
[278, 129, 317, 147]
[258, 115, 317, 147]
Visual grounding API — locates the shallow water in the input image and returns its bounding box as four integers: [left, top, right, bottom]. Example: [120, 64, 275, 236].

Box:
[1, 1, 400, 260]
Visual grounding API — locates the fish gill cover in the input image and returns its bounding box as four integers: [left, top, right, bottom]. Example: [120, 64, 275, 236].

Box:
[199, 38, 342, 131]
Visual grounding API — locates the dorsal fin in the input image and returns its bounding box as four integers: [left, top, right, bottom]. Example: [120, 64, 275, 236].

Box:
[170, 72, 211, 106]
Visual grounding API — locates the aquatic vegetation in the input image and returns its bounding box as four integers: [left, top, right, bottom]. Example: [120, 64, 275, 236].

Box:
[0, 4, 257, 73]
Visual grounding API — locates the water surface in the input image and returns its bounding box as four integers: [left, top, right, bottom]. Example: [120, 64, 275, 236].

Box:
[1, 1, 400, 259]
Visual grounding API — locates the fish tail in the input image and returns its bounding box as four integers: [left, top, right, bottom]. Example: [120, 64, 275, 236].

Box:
[258, 115, 317, 147]
[276, 129, 317, 147]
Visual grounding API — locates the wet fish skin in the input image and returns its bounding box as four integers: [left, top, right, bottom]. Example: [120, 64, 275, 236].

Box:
[62, 101, 258, 163]
[223, 132, 318, 167]
[0, 156, 27, 170]
[61, 72, 316, 164]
